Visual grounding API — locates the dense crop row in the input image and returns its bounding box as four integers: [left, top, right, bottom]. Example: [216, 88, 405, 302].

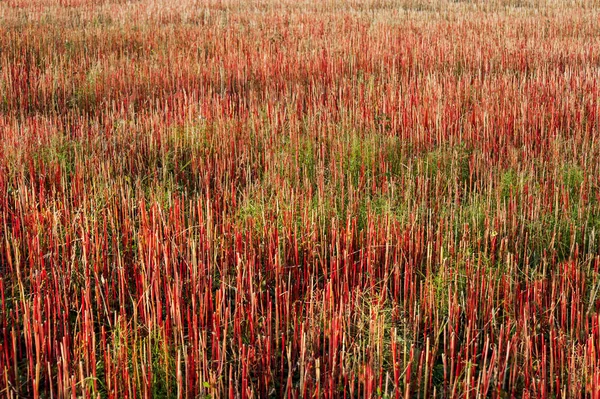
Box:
[1, 0, 600, 397]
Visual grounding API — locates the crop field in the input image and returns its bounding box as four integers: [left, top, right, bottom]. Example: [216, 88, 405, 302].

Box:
[1, 0, 600, 397]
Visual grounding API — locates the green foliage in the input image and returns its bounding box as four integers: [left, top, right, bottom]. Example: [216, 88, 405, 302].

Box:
[562, 164, 584, 196]
[500, 169, 518, 200]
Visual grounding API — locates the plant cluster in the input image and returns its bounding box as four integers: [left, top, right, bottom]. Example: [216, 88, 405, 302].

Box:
[1, 0, 600, 397]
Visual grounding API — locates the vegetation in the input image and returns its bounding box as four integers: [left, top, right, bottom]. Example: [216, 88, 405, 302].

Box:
[1, 0, 600, 397]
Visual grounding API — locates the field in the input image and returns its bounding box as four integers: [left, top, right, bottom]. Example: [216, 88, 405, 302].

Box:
[1, 0, 600, 397]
